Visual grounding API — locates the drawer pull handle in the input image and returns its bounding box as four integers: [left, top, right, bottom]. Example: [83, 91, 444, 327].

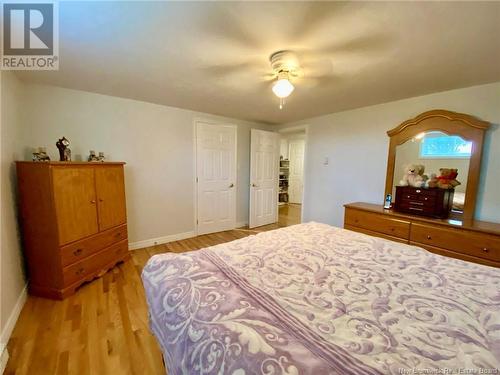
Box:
[409, 202, 424, 206]
[482, 247, 489, 253]
[416, 189, 421, 193]
[73, 248, 83, 256]
[409, 207, 423, 212]
[407, 195, 411, 198]
[354, 219, 359, 223]
[90, 200, 96, 204]
[427, 235, 432, 240]
[99, 198, 104, 202]
[424, 197, 428, 201]
[75, 267, 85, 275]
[114, 232, 122, 238]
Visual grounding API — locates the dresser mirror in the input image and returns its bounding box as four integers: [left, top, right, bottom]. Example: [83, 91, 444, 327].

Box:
[392, 131, 471, 213]
[385, 110, 490, 221]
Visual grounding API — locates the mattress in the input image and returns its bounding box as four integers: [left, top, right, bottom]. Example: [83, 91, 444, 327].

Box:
[142, 222, 500, 374]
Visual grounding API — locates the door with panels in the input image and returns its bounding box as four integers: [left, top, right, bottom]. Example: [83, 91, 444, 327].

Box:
[288, 139, 305, 204]
[249, 129, 279, 228]
[196, 121, 237, 235]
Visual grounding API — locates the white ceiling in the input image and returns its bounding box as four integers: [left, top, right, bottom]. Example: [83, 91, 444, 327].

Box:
[16, 1, 500, 124]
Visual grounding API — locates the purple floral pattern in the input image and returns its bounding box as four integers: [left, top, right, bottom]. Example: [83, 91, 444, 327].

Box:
[142, 223, 500, 374]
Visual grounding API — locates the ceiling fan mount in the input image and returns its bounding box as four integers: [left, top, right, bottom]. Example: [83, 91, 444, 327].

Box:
[269, 50, 301, 78]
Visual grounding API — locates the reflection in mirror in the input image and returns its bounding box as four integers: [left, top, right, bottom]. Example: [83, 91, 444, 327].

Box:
[393, 131, 471, 213]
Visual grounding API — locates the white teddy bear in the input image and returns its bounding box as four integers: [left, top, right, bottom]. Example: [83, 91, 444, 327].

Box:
[399, 164, 428, 188]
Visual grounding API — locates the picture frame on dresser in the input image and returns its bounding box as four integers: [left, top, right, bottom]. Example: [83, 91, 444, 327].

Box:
[344, 110, 500, 268]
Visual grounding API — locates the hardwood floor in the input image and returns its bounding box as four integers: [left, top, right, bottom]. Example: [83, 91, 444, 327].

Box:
[5, 205, 301, 375]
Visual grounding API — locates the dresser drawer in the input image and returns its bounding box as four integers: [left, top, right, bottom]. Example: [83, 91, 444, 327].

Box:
[410, 223, 500, 262]
[345, 224, 408, 244]
[62, 239, 128, 286]
[60, 224, 127, 266]
[345, 208, 410, 239]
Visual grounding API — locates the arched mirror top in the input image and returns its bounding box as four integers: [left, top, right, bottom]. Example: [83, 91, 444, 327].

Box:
[385, 110, 490, 221]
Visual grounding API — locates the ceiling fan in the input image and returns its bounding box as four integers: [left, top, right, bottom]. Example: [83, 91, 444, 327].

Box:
[199, 3, 391, 110]
[268, 51, 300, 109]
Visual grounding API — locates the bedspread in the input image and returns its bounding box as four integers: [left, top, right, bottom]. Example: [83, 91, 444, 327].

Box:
[142, 222, 500, 374]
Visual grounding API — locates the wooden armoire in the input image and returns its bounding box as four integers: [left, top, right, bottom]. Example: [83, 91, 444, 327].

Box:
[16, 162, 129, 299]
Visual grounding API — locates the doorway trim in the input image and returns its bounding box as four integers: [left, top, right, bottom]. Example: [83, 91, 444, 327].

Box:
[278, 124, 309, 223]
[193, 118, 238, 236]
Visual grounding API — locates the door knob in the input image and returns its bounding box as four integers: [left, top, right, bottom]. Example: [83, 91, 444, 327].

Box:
[229, 183, 234, 188]
[252, 183, 258, 187]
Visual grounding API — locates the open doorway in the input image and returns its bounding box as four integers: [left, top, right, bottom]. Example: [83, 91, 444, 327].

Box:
[278, 129, 306, 226]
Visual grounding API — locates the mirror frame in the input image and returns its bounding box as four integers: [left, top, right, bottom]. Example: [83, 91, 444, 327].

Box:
[385, 109, 490, 220]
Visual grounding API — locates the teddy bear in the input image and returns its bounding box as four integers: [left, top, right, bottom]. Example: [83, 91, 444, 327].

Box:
[428, 168, 461, 189]
[399, 164, 428, 188]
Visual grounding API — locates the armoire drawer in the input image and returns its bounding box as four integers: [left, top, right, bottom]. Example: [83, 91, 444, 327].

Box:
[411, 223, 500, 262]
[60, 224, 128, 266]
[62, 239, 129, 286]
[345, 208, 410, 239]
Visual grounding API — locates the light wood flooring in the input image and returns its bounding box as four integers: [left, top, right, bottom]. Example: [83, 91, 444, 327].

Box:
[5, 204, 301, 375]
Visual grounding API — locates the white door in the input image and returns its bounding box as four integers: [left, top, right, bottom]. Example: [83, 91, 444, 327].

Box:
[289, 139, 305, 204]
[249, 129, 279, 228]
[196, 122, 237, 235]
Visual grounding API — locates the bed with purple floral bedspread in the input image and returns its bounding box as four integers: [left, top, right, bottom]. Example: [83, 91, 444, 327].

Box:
[142, 222, 500, 375]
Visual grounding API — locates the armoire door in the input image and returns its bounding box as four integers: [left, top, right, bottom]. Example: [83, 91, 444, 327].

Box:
[95, 165, 127, 231]
[52, 167, 99, 245]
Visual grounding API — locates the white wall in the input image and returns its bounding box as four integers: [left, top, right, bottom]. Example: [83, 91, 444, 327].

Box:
[21, 83, 270, 244]
[0, 79, 270, 357]
[279, 82, 500, 227]
[1, 72, 28, 364]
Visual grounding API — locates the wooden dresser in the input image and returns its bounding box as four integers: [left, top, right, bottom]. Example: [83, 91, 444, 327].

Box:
[394, 186, 454, 218]
[16, 162, 129, 299]
[344, 202, 500, 268]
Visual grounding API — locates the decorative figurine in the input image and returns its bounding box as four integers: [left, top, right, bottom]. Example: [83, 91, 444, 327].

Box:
[32, 147, 50, 162]
[88, 150, 100, 162]
[98, 152, 105, 162]
[64, 147, 71, 161]
[56, 137, 71, 161]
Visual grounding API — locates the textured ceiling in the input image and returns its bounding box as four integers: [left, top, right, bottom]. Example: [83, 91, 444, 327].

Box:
[15, 1, 500, 124]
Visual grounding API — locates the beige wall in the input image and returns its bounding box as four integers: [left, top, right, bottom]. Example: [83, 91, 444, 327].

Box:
[279, 81, 500, 227]
[1, 72, 28, 347]
[0, 79, 270, 351]
[21, 83, 270, 244]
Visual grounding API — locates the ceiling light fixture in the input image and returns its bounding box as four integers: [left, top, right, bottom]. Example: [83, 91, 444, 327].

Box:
[272, 71, 294, 109]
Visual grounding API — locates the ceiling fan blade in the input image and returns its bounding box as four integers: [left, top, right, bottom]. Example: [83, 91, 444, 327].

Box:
[289, 2, 352, 42]
[300, 59, 334, 79]
[200, 4, 261, 50]
[201, 61, 259, 77]
[296, 74, 342, 90]
[321, 33, 393, 55]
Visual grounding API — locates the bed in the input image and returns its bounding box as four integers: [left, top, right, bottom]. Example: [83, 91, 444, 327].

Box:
[142, 222, 500, 374]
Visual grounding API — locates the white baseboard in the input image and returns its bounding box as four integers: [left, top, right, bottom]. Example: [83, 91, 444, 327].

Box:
[0, 344, 9, 375]
[128, 231, 196, 250]
[0, 283, 28, 373]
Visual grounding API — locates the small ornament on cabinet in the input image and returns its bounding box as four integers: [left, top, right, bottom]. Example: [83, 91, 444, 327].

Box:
[98, 152, 105, 162]
[32, 147, 50, 162]
[56, 137, 71, 161]
[87, 150, 100, 162]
